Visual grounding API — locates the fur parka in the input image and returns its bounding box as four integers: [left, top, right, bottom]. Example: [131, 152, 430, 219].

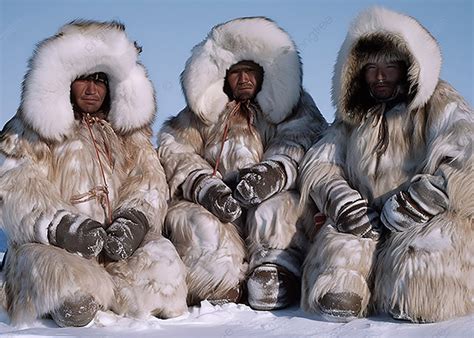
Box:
[299, 7, 473, 322]
[0, 20, 187, 324]
[158, 17, 327, 304]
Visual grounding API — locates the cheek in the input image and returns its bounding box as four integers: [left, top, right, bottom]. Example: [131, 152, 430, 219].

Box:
[227, 75, 239, 91]
[364, 72, 375, 84]
[249, 74, 259, 86]
[70, 84, 83, 101]
[98, 87, 107, 101]
[387, 69, 403, 82]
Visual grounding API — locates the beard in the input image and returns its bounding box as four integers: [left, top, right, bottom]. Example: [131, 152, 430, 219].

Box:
[235, 93, 254, 101]
[232, 82, 258, 102]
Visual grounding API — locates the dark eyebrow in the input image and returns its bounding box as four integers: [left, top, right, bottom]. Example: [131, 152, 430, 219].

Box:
[229, 66, 257, 72]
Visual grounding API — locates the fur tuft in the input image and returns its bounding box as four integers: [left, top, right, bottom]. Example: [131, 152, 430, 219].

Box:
[165, 200, 247, 304]
[5, 244, 114, 325]
[181, 17, 302, 124]
[107, 237, 188, 319]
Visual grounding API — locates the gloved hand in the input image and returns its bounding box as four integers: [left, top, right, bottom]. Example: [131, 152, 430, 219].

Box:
[234, 160, 286, 208]
[315, 178, 380, 239]
[103, 209, 149, 261]
[49, 213, 106, 259]
[193, 174, 241, 223]
[381, 174, 449, 232]
[335, 198, 381, 239]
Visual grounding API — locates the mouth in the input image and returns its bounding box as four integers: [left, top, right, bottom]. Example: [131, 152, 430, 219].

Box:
[238, 83, 253, 90]
[81, 97, 100, 103]
[373, 84, 392, 94]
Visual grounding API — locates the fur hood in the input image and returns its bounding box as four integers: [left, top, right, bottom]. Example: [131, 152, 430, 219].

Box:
[181, 16, 302, 125]
[19, 20, 155, 141]
[333, 7, 442, 123]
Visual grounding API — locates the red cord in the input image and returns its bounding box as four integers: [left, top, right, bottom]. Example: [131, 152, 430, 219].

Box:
[84, 114, 113, 225]
[212, 102, 241, 176]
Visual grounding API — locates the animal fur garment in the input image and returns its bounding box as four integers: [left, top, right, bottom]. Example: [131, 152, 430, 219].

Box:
[0, 20, 187, 325]
[299, 7, 473, 323]
[158, 17, 327, 304]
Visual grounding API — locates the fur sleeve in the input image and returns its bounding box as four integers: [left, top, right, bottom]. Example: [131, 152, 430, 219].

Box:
[298, 120, 351, 212]
[423, 82, 474, 219]
[0, 116, 74, 245]
[157, 107, 216, 200]
[263, 90, 328, 190]
[113, 128, 169, 233]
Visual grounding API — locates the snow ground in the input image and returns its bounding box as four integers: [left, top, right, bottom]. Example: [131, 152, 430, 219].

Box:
[0, 274, 472, 337]
[0, 298, 473, 337]
[0, 232, 472, 337]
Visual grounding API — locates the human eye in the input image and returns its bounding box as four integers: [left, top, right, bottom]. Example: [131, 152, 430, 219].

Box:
[94, 80, 106, 88]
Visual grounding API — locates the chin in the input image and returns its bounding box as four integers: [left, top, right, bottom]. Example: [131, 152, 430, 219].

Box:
[235, 92, 255, 101]
[80, 105, 101, 113]
[373, 90, 395, 101]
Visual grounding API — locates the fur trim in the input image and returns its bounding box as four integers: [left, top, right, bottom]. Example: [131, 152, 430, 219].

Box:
[19, 20, 155, 141]
[301, 224, 376, 316]
[181, 17, 302, 124]
[5, 243, 114, 325]
[373, 213, 473, 322]
[107, 237, 188, 319]
[165, 200, 247, 304]
[333, 7, 442, 122]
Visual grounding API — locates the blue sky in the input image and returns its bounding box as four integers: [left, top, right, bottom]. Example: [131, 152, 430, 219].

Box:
[1, 0, 472, 135]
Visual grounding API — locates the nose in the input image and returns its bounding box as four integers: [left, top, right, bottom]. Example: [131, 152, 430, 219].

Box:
[376, 68, 386, 81]
[239, 71, 250, 83]
[84, 80, 98, 94]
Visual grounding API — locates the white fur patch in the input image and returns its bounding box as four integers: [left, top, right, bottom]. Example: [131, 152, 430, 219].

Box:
[0, 157, 24, 175]
[411, 226, 451, 252]
[20, 21, 155, 140]
[33, 209, 56, 244]
[141, 188, 160, 208]
[181, 17, 302, 124]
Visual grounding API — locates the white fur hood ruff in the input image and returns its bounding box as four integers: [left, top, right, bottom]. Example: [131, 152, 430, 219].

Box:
[181, 16, 302, 124]
[19, 20, 155, 141]
[333, 7, 442, 122]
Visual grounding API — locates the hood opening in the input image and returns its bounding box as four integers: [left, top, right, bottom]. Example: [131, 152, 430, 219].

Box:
[223, 60, 264, 101]
[343, 33, 416, 122]
[70, 72, 112, 121]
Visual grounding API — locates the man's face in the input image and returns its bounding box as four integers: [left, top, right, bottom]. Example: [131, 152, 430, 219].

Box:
[226, 61, 263, 101]
[364, 61, 405, 101]
[71, 76, 108, 114]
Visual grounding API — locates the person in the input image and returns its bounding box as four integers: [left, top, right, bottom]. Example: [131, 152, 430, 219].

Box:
[158, 17, 327, 310]
[0, 20, 187, 327]
[299, 7, 473, 323]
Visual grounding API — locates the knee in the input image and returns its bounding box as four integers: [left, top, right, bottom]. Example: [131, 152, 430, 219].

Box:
[166, 200, 225, 249]
[249, 191, 299, 222]
[247, 191, 300, 241]
[378, 217, 466, 271]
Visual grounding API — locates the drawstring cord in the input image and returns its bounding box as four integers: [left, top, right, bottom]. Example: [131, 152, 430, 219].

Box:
[212, 101, 242, 176]
[72, 114, 113, 225]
